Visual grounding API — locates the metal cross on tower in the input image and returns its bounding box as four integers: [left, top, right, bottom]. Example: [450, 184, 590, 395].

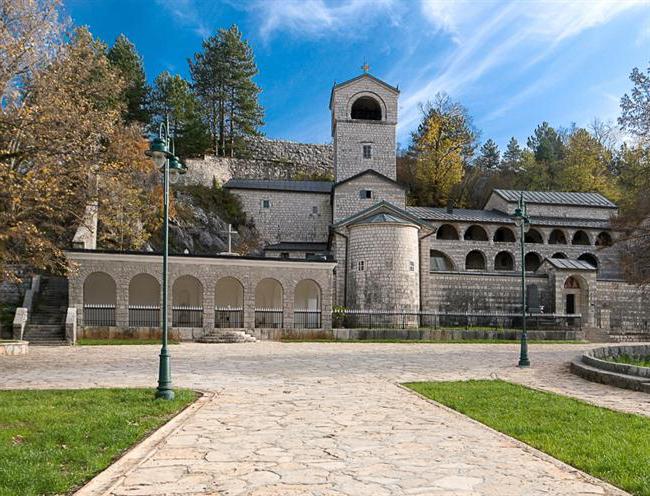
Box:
[221, 223, 238, 254]
[361, 60, 370, 73]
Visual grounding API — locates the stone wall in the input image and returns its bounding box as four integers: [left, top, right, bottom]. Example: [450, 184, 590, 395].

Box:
[333, 173, 405, 222]
[180, 137, 333, 187]
[597, 280, 650, 333]
[230, 189, 332, 245]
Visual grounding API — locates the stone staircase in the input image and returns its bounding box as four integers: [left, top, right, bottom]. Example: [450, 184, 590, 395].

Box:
[584, 327, 611, 343]
[197, 329, 257, 344]
[23, 276, 69, 346]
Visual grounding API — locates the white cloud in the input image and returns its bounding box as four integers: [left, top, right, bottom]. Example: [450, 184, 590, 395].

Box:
[156, 0, 211, 38]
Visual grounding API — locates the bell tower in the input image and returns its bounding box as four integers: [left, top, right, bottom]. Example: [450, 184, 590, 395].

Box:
[329, 72, 399, 182]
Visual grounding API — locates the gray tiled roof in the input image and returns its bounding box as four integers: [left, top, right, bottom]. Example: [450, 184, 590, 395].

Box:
[528, 216, 610, 229]
[544, 258, 597, 270]
[265, 242, 328, 251]
[224, 179, 333, 194]
[494, 190, 617, 208]
[406, 207, 513, 223]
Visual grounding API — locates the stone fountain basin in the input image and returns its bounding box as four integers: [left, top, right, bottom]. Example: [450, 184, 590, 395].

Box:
[571, 344, 650, 393]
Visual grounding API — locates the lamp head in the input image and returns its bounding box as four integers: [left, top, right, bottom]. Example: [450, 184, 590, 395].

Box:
[165, 155, 186, 184]
[145, 137, 169, 168]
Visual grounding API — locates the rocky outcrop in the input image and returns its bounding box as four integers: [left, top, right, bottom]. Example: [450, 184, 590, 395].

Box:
[180, 137, 334, 187]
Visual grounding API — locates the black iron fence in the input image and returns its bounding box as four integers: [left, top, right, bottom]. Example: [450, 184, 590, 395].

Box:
[215, 307, 244, 328]
[333, 310, 582, 330]
[255, 308, 283, 328]
[128, 305, 160, 327]
[172, 306, 203, 327]
[83, 304, 116, 326]
[294, 310, 322, 329]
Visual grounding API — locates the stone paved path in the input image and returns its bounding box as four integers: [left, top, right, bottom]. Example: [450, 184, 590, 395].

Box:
[2, 342, 649, 495]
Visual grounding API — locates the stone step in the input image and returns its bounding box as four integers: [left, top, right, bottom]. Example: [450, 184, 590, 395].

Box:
[197, 330, 257, 344]
[28, 340, 68, 346]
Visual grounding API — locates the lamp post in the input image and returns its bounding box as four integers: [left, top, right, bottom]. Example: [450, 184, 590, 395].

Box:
[513, 193, 530, 368]
[145, 117, 187, 400]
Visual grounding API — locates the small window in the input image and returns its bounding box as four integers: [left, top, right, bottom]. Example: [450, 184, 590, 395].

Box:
[312, 206, 319, 214]
[358, 260, 365, 271]
[280, 252, 289, 259]
[363, 145, 372, 159]
[262, 199, 270, 209]
[409, 261, 415, 271]
[360, 189, 373, 199]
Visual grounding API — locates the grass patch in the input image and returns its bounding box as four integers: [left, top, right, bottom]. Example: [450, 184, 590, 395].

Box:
[0, 388, 196, 496]
[280, 339, 585, 344]
[405, 380, 650, 495]
[607, 354, 650, 368]
[77, 339, 179, 346]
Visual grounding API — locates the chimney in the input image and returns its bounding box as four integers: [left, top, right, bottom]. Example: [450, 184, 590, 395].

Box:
[446, 200, 454, 214]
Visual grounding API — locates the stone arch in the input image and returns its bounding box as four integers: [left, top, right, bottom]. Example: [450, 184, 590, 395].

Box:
[572, 230, 591, 245]
[83, 272, 116, 305]
[524, 228, 544, 244]
[552, 252, 568, 259]
[493, 226, 515, 242]
[172, 275, 203, 306]
[548, 229, 567, 244]
[128, 273, 160, 306]
[494, 251, 515, 271]
[255, 278, 283, 309]
[464, 225, 488, 241]
[578, 252, 599, 269]
[562, 274, 590, 319]
[524, 252, 542, 272]
[215, 276, 244, 308]
[350, 95, 382, 120]
[436, 224, 459, 240]
[595, 231, 613, 247]
[294, 279, 322, 328]
[465, 250, 486, 270]
[430, 250, 455, 271]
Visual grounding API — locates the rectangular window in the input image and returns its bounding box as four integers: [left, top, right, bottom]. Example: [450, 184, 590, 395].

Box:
[359, 190, 373, 199]
[280, 252, 289, 259]
[409, 261, 415, 271]
[358, 260, 365, 271]
[312, 206, 319, 214]
[262, 199, 270, 209]
[363, 144, 372, 159]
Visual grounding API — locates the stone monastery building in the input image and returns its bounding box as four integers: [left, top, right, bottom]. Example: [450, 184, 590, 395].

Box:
[61, 72, 649, 342]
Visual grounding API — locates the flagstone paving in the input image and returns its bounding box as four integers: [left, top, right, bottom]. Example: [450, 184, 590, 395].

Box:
[2, 342, 649, 495]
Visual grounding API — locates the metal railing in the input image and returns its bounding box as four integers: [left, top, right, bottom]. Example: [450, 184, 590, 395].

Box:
[294, 310, 322, 329]
[83, 304, 116, 326]
[172, 306, 203, 327]
[128, 305, 160, 327]
[215, 307, 244, 328]
[255, 308, 283, 328]
[332, 309, 582, 330]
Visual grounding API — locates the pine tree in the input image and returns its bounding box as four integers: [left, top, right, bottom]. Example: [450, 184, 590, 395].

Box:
[190, 25, 263, 157]
[107, 34, 149, 125]
[501, 137, 523, 171]
[474, 139, 500, 171]
[619, 62, 650, 143]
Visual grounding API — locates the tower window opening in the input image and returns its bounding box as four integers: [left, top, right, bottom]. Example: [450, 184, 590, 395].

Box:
[360, 189, 373, 199]
[363, 145, 372, 159]
[358, 260, 365, 271]
[262, 199, 270, 209]
[351, 96, 382, 120]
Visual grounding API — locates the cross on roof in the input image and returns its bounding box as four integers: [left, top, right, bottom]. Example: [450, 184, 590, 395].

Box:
[361, 60, 370, 73]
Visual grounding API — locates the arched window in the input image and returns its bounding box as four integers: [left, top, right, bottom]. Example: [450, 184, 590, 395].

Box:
[595, 231, 613, 247]
[572, 230, 590, 245]
[83, 272, 117, 326]
[578, 253, 598, 269]
[525, 252, 542, 272]
[465, 250, 486, 270]
[494, 251, 514, 271]
[255, 278, 284, 328]
[351, 96, 382, 120]
[552, 252, 567, 259]
[172, 275, 203, 327]
[294, 280, 322, 328]
[436, 224, 459, 240]
[464, 225, 488, 241]
[524, 228, 543, 244]
[494, 227, 515, 242]
[430, 250, 454, 271]
[215, 277, 244, 328]
[128, 273, 160, 327]
[549, 229, 567, 244]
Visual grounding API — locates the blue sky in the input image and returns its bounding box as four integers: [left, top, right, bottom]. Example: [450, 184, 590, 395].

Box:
[65, 0, 650, 151]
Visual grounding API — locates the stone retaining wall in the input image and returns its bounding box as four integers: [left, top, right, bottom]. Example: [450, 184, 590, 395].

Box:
[0, 340, 29, 355]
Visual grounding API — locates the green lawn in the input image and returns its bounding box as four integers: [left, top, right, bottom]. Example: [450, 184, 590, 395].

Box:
[607, 354, 650, 368]
[405, 380, 650, 496]
[77, 338, 179, 345]
[0, 388, 196, 496]
[281, 338, 585, 344]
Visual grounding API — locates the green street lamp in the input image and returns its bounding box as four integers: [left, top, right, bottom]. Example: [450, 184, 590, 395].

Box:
[513, 193, 531, 368]
[145, 117, 187, 400]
